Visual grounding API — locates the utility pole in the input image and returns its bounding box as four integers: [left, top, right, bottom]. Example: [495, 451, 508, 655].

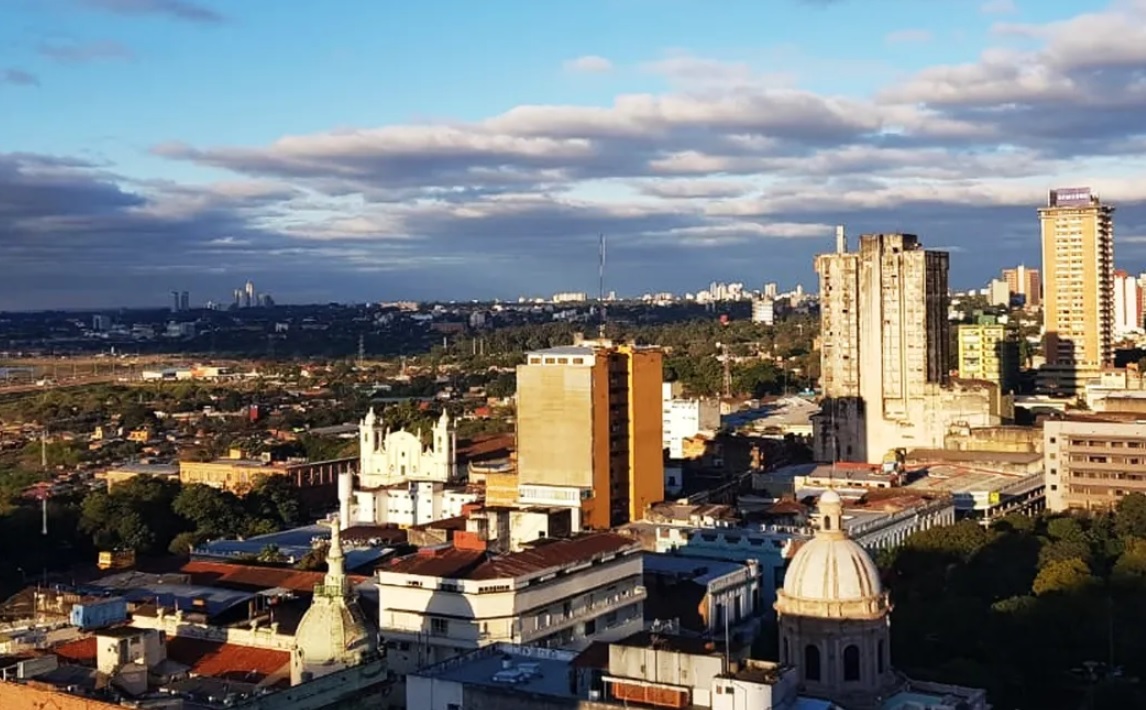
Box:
[40, 430, 47, 470]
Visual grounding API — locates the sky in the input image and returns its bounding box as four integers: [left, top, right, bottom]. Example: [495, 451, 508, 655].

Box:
[2, 0, 1146, 309]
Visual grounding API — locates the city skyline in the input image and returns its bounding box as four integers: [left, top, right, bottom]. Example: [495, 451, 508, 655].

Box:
[3, 0, 1146, 309]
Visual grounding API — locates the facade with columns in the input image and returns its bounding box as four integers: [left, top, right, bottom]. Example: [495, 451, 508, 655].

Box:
[358, 408, 457, 488]
[774, 489, 988, 709]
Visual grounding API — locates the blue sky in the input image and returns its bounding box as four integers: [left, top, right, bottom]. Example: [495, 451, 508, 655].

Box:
[1, 0, 1143, 308]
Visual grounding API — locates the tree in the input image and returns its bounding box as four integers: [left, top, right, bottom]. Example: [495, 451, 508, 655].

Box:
[1032, 558, 1095, 596]
[78, 475, 184, 554]
[1115, 493, 1146, 539]
[1046, 516, 1087, 543]
[1038, 539, 1092, 569]
[246, 475, 303, 529]
[169, 531, 205, 556]
[173, 484, 246, 539]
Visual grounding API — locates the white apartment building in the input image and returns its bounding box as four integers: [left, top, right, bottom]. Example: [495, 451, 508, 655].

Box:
[342, 479, 478, 529]
[377, 533, 647, 706]
[751, 298, 775, 325]
[663, 382, 721, 459]
[1114, 270, 1144, 337]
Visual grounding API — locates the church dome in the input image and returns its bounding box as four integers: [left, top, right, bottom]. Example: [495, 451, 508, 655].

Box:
[290, 521, 376, 685]
[775, 490, 888, 619]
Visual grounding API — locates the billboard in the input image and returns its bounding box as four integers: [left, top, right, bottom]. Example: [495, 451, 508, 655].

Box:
[1051, 187, 1092, 206]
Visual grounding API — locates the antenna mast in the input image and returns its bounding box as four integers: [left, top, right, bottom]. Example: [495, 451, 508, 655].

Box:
[598, 234, 607, 337]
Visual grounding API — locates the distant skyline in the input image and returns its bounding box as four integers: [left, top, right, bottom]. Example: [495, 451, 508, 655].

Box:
[2, 0, 1145, 309]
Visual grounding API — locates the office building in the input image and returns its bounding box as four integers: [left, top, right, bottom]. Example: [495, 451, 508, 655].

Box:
[957, 315, 1019, 393]
[515, 338, 664, 528]
[986, 278, 1011, 307]
[378, 532, 646, 706]
[1114, 269, 1144, 336]
[813, 229, 1004, 463]
[1002, 265, 1041, 307]
[1039, 187, 1115, 394]
[1044, 417, 1146, 512]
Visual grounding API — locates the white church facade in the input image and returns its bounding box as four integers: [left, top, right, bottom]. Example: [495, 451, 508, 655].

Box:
[358, 407, 457, 487]
[340, 408, 475, 530]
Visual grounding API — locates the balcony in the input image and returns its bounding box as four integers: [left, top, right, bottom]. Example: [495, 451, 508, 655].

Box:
[522, 585, 647, 643]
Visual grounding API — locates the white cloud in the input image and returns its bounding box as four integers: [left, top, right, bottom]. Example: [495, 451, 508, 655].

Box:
[563, 55, 613, 74]
[124, 1, 1146, 298]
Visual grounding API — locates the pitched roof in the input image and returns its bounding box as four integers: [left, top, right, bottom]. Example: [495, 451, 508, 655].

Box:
[382, 532, 638, 581]
[53, 637, 97, 665]
[180, 560, 369, 594]
[166, 637, 289, 682]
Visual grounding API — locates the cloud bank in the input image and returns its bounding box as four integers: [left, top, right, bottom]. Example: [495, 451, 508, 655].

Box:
[5, 1, 1146, 308]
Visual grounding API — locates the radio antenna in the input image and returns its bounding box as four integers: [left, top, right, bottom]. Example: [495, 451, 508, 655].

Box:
[598, 234, 607, 337]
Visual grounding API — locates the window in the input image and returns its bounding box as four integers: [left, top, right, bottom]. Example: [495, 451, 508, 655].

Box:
[844, 645, 860, 682]
[877, 640, 886, 673]
[430, 618, 449, 636]
[804, 645, 821, 682]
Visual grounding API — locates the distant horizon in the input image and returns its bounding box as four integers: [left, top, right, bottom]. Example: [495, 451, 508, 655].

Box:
[3, 0, 1144, 308]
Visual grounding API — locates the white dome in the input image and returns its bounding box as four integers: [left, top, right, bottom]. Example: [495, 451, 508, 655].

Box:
[782, 535, 883, 603]
[774, 490, 888, 619]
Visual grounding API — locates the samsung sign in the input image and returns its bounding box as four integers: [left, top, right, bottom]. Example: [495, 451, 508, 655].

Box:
[1052, 187, 1092, 206]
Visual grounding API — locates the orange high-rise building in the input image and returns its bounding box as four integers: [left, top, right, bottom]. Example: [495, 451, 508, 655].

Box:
[1001, 265, 1041, 307]
[515, 339, 664, 529]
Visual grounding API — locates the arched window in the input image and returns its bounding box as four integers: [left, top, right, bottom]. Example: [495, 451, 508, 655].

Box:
[823, 516, 832, 531]
[804, 644, 821, 682]
[783, 637, 790, 664]
[877, 640, 886, 673]
[843, 644, 860, 682]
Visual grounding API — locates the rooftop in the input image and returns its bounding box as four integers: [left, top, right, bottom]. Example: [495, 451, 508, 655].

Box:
[381, 532, 638, 581]
[904, 465, 1036, 495]
[643, 553, 747, 586]
[614, 630, 741, 657]
[412, 643, 578, 699]
[179, 560, 371, 595]
[105, 463, 179, 475]
[906, 448, 1042, 465]
[165, 637, 290, 684]
[192, 524, 389, 571]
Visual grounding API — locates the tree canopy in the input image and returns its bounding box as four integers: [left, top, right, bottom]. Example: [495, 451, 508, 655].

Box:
[883, 495, 1146, 708]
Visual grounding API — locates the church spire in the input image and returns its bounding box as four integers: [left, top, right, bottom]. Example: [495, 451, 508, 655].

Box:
[323, 517, 348, 595]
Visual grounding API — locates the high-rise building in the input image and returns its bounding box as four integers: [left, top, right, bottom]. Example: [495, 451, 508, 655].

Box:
[957, 315, 1019, 393]
[751, 297, 775, 325]
[1114, 269, 1143, 337]
[817, 231, 949, 401]
[179, 291, 189, 312]
[170, 290, 180, 313]
[986, 278, 1011, 307]
[814, 230, 1004, 463]
[515, 339, 664, 529]
[1038, 187, 1114, 394]
[1001, 265, 1041, 307]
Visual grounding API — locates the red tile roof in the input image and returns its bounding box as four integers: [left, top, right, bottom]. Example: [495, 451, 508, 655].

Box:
[54, 636, 96, 665]
[383, 532, 638, 581]
[180, 560, 369, 594]
[456, 433, 514, 463]
[166, 637, 289, 682]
